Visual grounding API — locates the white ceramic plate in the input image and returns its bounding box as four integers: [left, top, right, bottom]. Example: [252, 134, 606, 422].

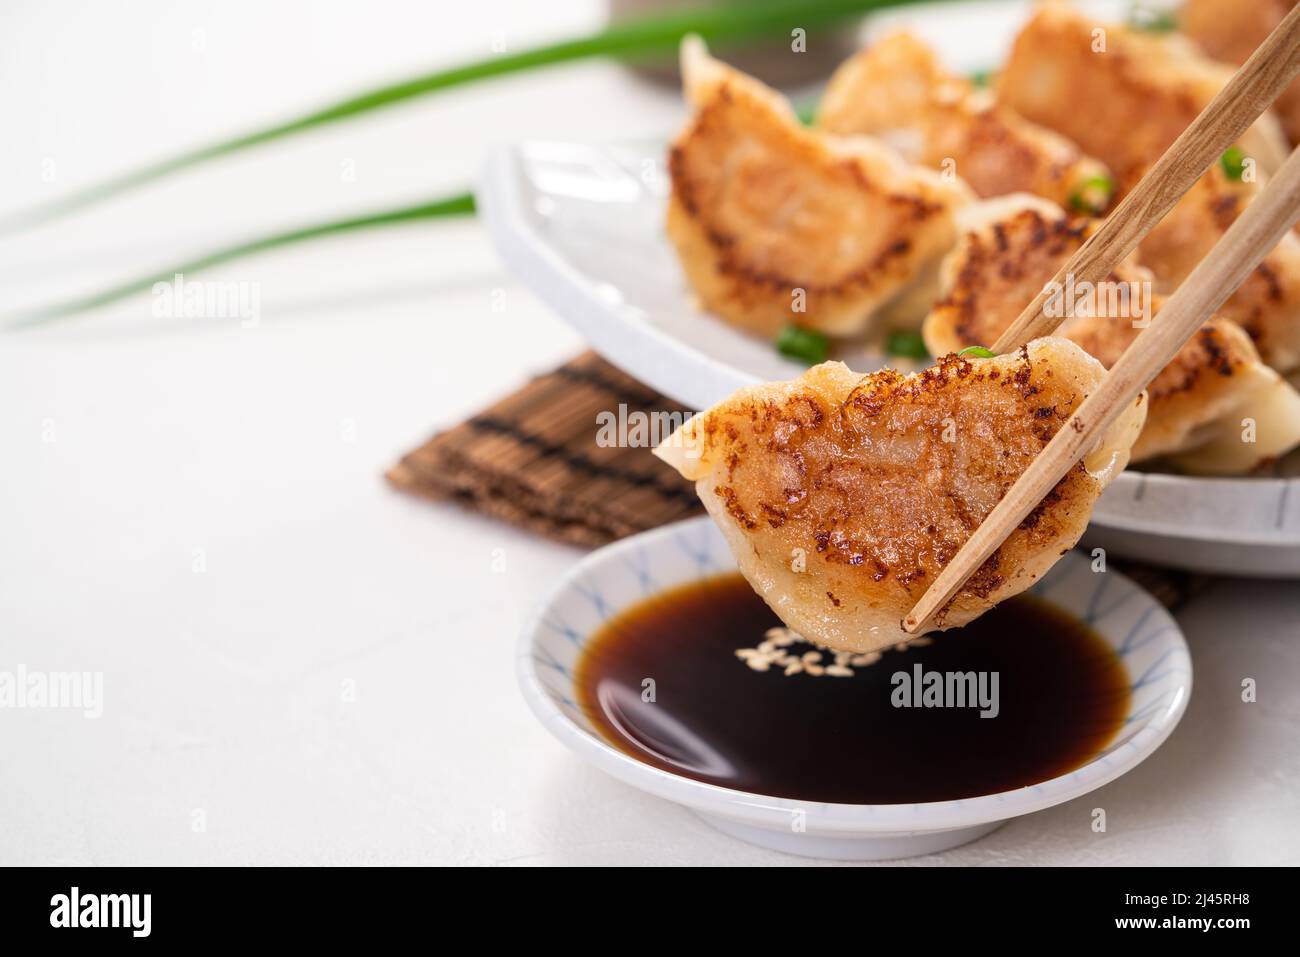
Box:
[518, 516, 1191, 860]
[476, 1, 1300, 578]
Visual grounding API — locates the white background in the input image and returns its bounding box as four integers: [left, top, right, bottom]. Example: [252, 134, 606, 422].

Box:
[1, 0, 1297, 865]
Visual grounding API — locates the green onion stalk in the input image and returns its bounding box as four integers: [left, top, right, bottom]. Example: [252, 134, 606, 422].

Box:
[5, 194, 474, 329]
[4, 0, 940, 232]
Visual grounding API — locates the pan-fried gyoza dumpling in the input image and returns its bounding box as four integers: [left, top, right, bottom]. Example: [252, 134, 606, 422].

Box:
[666, 36, 972, 338]
[816, 31, 1114, 212]
[653, 342, 1145, 652]
[997, 2, 1288, 186]
[1182, 0, 1300, 146]
[997, 5, 1300, 374]
[1163, 344, 1300, 474]
[1135, 164, 1300, 375]
[1072, 318, 1300, 474]
[923, 197, 1300, 471]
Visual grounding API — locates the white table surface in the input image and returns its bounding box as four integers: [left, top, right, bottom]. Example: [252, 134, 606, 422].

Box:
[1, 0, 1297, 866]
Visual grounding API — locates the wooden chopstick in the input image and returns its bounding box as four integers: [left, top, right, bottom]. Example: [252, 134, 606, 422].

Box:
[903, 144, 1300, 635]
[990, 2, 1300, 354]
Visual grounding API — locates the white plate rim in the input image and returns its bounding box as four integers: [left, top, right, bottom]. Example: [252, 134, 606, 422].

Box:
[478, 145, 759, 409]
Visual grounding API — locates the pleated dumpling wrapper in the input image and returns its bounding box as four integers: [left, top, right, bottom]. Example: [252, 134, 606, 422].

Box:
[666, 36, 972, 338]
[1133, 164, 1300, 377]
[923, 196, 1300, 473]
[995, 2, 1300, 377]
[816, 30, 1112, 213]
[1181, 0, 1300, 145]
[998, 1, 1288, 185]
[654, 341, 1145, 653]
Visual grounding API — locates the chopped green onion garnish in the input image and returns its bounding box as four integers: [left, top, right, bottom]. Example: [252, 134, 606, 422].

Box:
[1221, 146, 1248, 181]
[968, 69, 993, 89]
[794, 102, 817, 127]
[957, 345, 996, 358]
[886, 329, 930, 360]
[776, 324, 830, 365]
[1127, 4, 1178, 32]
[1068, 174, 1114, 215]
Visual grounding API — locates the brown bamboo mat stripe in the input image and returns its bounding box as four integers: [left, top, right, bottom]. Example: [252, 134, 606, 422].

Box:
[388, 351, 1208, 609]
[387, 351, 704, 547]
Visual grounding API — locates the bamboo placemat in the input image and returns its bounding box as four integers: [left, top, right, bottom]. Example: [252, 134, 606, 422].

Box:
[387, 351, 703, 547]
[388, 351, 1209, 610]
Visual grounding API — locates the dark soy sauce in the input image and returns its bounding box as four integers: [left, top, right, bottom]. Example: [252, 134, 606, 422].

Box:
[576, 573, 1130, 804]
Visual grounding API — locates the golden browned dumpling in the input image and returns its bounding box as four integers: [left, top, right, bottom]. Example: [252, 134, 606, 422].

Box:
[666, 36, 972, 338]
[922, 198, 1300, 471]
[1136, 165, 1300, 374]
[995, 4, 1300, 375]
[654, 341, 1145, 652]
[997, 2, 1288, 187]
[817, 31, 1113, 212]
[1182, 0, 1300, 145]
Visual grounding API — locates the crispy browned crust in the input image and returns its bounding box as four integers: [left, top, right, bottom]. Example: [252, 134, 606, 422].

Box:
[1138, 165, 1300, 373]
[925, 207, 1146, 351]
[997, 2, 1288, 187]
[817, 31, 1112, 210]
[655, 343, 1143, 651]
[1075, 314, 1260, 461]
[666, 42, 970, 338]
[993, 6, 1299, 374]
[922, 202, 1282, 462]
[1183, 0, 1300, 145]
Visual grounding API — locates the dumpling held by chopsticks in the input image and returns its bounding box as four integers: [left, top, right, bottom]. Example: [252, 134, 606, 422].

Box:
[654, 341, 1145, 652]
